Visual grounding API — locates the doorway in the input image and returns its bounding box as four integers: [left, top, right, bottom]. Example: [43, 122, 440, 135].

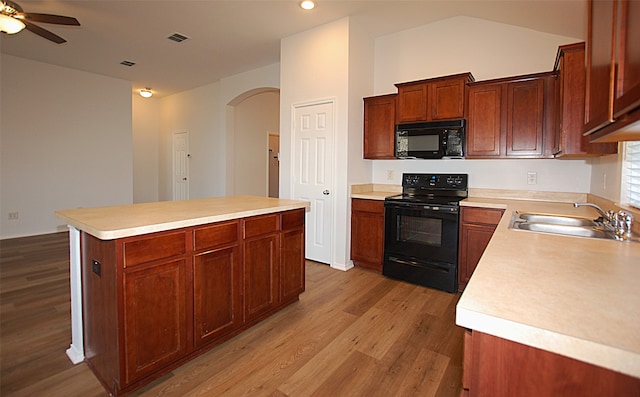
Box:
[268, 133, 279, 198]
[172, 131, 189, 200]
[292, 100, 335, 265]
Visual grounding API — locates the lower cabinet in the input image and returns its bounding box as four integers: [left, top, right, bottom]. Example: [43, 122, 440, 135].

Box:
[458, 206, 504, 291]
[350, 198, 385, 273]
[122, 259, 188, 384]
[462, 330, 640, 396]
[81, 209, 305, 396]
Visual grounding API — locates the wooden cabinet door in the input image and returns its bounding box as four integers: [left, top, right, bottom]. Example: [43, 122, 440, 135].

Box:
[280, 209, 305, 303]
[122, 259, 188, 384]
[458, 207, 503, 291]
[281, 227, 305, 302]
[244, 234, 279, 322]
[554, 43, 617, 157]
[193, 246, 242, 347]
[466, 84, 503, 158]
[396, 82, 428, 123]
[506, 78, 545, 157]
[430, 78, 466, 120]
[363, 94, 397, 159]
[585, 0, 616, 134]
[350, 199, 384, 273]
[614, 0, 640, 118]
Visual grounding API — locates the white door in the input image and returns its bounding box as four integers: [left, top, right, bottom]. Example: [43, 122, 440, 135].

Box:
[293, 101, 334, 264]
[173, 132, 189, 200]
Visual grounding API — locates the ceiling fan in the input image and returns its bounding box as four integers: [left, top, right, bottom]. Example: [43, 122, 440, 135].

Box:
[0, 0, 80, 44]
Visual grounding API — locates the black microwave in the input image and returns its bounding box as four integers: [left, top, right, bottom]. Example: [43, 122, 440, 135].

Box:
[395, 119, 465, 159]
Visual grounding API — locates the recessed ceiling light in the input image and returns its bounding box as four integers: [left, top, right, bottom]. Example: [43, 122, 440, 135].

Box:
[300, 1, 315, 10]
[140, 88, 153, 98]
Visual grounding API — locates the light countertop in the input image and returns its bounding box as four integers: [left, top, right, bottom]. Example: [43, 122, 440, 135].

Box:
[457, 198, 640, 378]
[55, 195, 310, 240]
[350, 185, 640, 378]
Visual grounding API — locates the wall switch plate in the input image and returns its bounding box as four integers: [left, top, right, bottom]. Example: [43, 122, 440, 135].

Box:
[527, 172, 537, 185]
[387, 170, 394, 180]
[8, 212, 19, 220]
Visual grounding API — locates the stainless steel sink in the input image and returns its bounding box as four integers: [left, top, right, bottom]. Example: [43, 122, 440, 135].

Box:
[509, 211, 619, 241]
[516, 213, 598, 227]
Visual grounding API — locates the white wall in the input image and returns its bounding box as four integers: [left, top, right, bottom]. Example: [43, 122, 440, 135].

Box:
[158, 82, 223, 201]
[0, 55, 133, 239]
[132, 94, 160, 203]
[370, 16, 594, 194]
[280, 18, 352, 269]
[234, 90, 280, 196]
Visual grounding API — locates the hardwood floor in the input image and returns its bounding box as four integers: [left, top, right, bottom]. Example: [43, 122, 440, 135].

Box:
[1, 232, 463, 396]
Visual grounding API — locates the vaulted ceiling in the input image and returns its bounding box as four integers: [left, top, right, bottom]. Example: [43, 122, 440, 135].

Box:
[0, 1, 586, 97]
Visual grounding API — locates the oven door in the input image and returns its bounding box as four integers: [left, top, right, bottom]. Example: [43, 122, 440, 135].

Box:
[383, 202, 459, 264]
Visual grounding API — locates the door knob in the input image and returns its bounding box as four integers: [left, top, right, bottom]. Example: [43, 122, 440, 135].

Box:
[323, 190, 330, 195]
[182, 177, 187, 181]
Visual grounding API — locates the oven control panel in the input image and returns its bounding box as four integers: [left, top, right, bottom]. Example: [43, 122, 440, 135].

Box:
[402, 173, 468, 190]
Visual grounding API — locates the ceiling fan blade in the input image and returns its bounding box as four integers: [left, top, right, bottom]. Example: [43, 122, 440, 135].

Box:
[20, 12, 80, 26]
[23, 20, 66, 44]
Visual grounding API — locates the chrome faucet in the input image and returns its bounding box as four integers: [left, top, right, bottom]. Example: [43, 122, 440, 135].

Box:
[573, 202, 610, 220]
[574, 202, 635, 240]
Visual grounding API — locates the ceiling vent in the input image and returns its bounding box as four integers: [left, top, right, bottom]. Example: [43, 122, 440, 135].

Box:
[120, 60, 136, 67]
[167, 32, 189, 43]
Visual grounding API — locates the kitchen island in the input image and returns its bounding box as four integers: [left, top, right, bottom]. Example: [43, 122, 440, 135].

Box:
[56, 195, 310, 396]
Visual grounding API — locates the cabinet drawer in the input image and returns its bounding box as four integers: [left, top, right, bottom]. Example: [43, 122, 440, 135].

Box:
[281, 209, 304, 231]
[352, 198, 384, 214]
[194, 220, 239, 251]
[123, 231, 187, 267]
[461, 207, 504, 225]
[244, 214, 280, 238]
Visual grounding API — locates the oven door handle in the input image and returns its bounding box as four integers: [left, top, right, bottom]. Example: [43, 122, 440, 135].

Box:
[387, 256, 452, 273]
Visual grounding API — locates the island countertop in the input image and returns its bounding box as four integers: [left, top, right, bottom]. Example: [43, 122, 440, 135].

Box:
[56, 195, 310, 240]
[456, 197, 640, 379]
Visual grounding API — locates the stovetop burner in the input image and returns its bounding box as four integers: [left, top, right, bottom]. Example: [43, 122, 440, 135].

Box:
[385, 173, 469, 206]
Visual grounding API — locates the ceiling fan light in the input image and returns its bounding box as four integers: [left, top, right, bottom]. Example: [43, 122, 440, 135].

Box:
[300, 1, 315, 10]
[139, 89, 153, 98]
[0, 13, 25, 34]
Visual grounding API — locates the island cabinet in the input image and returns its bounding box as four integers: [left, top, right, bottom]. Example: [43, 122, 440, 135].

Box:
[458, 206, 504, 291]
[193, 220, 243, 348]
[462, 330, 640, 396]
[363, 94, 397, 159]
[395, 72, 474, 123]
[80, 207, 306, 396]
[553, 42, 617, 157]
[466, 72, 556, 159]
[584, 0, 640, 142]
[350, 199, 385, 273]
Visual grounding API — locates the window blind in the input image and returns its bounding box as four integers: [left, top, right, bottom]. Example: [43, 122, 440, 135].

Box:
[623, 141, 640, 209]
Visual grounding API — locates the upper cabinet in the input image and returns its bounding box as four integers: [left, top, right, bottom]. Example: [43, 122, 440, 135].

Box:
[466, 72, 556, 159]
[553, 42, 617, 157]
[584, 0, 640, 142]
[395, 73, 474, 123]
[363, 94, 397, 159]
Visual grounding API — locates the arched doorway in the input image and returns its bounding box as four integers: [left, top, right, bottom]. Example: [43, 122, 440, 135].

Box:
[227, 88, 280, 197]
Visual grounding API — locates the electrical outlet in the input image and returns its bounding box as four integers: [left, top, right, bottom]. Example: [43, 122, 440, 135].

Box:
[527, 172, 537, 185]
[387, 170, 394, 181]
[8, 212, 19, 220]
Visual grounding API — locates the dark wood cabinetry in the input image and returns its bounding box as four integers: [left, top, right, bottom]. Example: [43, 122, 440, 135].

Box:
[553, 42, 617, 157]
[193, 221, 242, 347]
[350, 199, 385, 273]
[395, 72, 473, 123]
[280, 209, 305, 302]
[466, 73, 555, 158]
[363, 94, 397, 159]
[462, 330, 640, 396]
[458, 206, 504, 291]
[585, 0, 640, 142]
[81, 209, 305, 396]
